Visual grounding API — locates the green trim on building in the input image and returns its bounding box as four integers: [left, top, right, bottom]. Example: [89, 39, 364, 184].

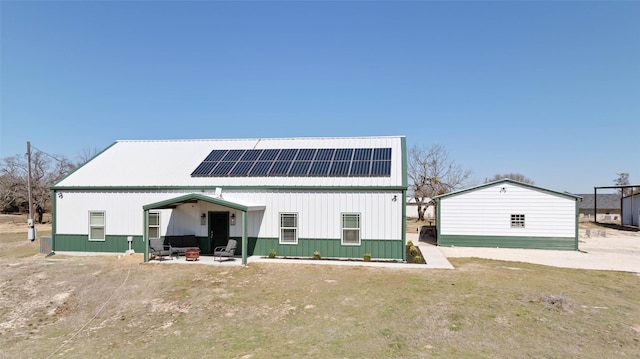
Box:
[55, 234, 404, 260]
[574, 198, 580, 249]
[434, 178, 582, 201]
[247, 237, 404, 260]
[401, 189, 407, 261]
[143, 193, 250, 212]
[400, 136, 408, 189]
[51, 190, 57, 252]
[438, 235, 577, 251]
[54, 234, 147, 253]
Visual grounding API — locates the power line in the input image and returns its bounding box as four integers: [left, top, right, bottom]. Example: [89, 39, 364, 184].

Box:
[30, 145, 69, 164]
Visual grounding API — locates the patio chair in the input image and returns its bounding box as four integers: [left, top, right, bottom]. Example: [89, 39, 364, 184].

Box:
[214, 239, 237, 262]
[149, 238, 175, 260]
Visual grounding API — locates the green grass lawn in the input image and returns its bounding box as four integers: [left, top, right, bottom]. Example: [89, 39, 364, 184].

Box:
[1, 231, 639, 358]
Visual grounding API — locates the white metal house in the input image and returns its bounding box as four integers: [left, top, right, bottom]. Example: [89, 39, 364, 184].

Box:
[51, 136, 408, 263]
[434, 179, 580, 250]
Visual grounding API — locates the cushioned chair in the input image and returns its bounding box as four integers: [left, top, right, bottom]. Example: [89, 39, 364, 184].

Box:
[214, 239, 237, 262]
[149, 238, 175, 260]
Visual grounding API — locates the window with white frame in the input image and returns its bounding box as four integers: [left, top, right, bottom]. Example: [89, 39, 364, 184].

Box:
[342, 213, 360, 245]
[511, 214, 525, 228]
[280, 213, 298, 244]
[89, 211, 105, 241]
[148, 212, 160, 239]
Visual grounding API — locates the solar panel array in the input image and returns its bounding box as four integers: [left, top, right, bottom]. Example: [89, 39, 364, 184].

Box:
[191, 148, 392, 177]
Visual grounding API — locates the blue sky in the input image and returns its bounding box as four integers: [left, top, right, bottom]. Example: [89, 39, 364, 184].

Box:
[1, 1, 638, 193]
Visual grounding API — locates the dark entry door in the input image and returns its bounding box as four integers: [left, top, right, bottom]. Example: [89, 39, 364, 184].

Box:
[209, 212, 229, 254]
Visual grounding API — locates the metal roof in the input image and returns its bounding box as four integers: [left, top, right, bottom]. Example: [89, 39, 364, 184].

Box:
[434, 178, 582, 201]
[54, 136, 406, 189]
[576, 193, 620, 209]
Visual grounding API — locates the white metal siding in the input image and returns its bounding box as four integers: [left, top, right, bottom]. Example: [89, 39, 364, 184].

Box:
[622, 194, 640, 226]
[56, 190, 403, 240]
[440, 183, 576, 237]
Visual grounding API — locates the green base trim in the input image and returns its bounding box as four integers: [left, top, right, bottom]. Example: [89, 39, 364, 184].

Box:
[242, 237, 404, 260]
[438, 235, 578, 251]
[54, 234, 146, 253]
[54, 235, 405, 260]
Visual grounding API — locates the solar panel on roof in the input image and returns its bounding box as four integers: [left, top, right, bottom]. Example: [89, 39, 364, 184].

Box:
[190, 147, 392, 178]
[373, 148, 392, 161]
[240, 149, 262, 161]
[315, 149, 335, 161]
[270, 161, 292, 176]
[210, 161, 235, 176]
[277, 149, 297, 160]
[223, 150, 245, 161]
[259, 149, 280, 161]
[309, 161, 331, 175]
[334, 149, 353, 161]
[350, 160, 371, 176]
[249, 161, 273, 176]
[296, 149, 316, 161]
[229, 161, 254, 176]
[371, 160, 391, 176]
[289, 161, 312, 176]
[354, 148, 372, 161]
[329, 161, 350, 176]
[191, 161, 217, 176]
[205, 150, 228, 162]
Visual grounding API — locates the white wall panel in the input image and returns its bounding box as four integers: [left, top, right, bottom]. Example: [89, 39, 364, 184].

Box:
[440, 183, 576, 237]
[56, 189, 403, 240]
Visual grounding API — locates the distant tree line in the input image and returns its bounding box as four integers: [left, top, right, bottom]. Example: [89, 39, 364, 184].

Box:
[0, 146, 98, 223]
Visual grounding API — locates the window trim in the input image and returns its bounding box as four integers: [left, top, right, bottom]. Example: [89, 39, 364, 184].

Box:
[341, 212, 361, 246]
[148, 211, 161, 239]
[88, 211, 106, 241]
[279, 212, 298, 245]
[510, 214, 525, 228]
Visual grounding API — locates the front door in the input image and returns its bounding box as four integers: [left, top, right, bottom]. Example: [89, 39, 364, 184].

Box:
[209, 212, 229, 254]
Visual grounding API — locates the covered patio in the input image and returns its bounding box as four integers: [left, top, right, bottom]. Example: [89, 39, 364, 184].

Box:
[142, 193, 265, 264]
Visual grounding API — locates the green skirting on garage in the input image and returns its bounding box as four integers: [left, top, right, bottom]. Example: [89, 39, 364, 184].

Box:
[437, 235, 578, 251]
[248, 238, 404, 260]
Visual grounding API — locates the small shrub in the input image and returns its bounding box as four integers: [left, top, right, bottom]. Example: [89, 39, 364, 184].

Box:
[406, 240, 414, 248]
[409, 245, 419, 257]
[313, 250, 321, 260]
[363, 253, 372, 262]
[268, 249, 276, 258]
[413, 255, 423, 264]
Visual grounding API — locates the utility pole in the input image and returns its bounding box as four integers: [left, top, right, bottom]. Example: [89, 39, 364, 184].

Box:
[27, 141, 35, 241]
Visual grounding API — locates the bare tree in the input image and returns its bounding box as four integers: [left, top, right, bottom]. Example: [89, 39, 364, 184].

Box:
[0, 150, 75, 223]
[614, 173, 631, 197]
[76, 146, 100, 166]
[485, 173, 534, 185]
[408, 144, 472, 221]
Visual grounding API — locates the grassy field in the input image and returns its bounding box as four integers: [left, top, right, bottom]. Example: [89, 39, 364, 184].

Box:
[1, 220, 639, 358]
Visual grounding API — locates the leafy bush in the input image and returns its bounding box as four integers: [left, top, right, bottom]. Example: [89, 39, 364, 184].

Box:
[268, 249, 276, 258]
[313, 251, 321, 260]
[413, 255, 423, 264]
[363, 253, 372, 262]
[406, 240, 414, 248]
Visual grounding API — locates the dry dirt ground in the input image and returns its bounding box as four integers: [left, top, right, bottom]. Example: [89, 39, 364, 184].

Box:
[2, 214, 639, 358]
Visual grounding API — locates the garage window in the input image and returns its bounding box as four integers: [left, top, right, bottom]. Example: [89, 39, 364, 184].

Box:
[511, 214, 525, 228]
